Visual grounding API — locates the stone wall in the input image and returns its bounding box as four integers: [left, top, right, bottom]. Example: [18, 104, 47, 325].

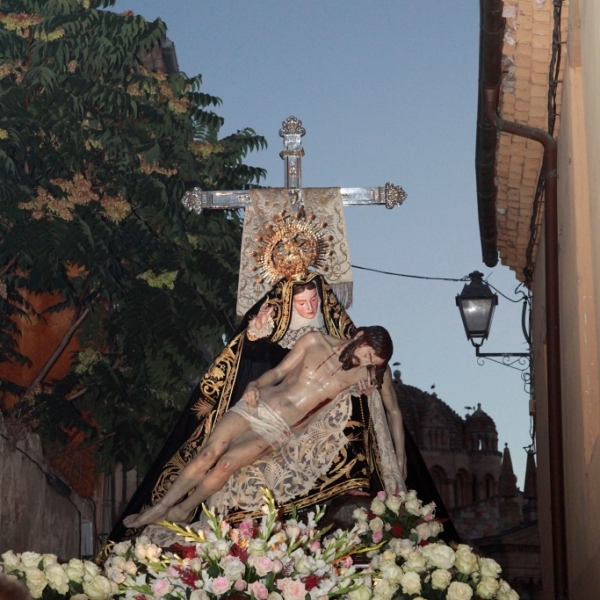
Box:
[0, 416, 95, 561]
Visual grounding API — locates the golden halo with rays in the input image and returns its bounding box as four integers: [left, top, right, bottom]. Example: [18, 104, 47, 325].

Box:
[250, 210, 334, 284]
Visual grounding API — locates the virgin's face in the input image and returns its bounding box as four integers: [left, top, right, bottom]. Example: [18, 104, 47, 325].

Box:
[292, 288, 319, 319]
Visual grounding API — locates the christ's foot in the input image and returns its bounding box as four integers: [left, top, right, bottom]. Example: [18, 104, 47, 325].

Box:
[123, 503, 170, 528]
[165, 504, 195, 524]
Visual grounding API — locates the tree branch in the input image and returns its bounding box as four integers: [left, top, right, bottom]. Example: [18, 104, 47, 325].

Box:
[21, 308, 90, 400]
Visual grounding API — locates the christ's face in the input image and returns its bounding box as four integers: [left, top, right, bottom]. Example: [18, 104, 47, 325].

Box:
[352, 343, 386, 368]
[292, 288, 319, 320]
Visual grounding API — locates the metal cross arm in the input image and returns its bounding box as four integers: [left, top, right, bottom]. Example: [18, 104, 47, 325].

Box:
[181, 116, 407, 214]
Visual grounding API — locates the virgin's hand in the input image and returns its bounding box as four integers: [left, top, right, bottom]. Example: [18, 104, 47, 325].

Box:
[254, 305, 274, 330]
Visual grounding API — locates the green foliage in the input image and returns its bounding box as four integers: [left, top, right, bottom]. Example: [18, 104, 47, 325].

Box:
[0, 0, 267, 473]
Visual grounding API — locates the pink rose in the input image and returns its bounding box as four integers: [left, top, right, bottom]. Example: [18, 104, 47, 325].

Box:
[210, 576, 232, 595]
[272, 560, 283, 574]
[167, 565, 180, 577]
[372, 530, 383, 543]
[377, 491, 387, 501]
[152, 578, 173, 597]
[277, 578, 307, 600]
[235, 580, 247, 591]
[248, 581, 269, 600]
[310, 541, 321, 552]
[248, 555, 274, 577]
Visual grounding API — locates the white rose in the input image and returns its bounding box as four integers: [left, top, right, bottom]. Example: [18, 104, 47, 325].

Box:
[420, 503, 436, 519]
[42, 554, 58, 569]
[122, 560, 138, 575]
[348, 583, 372, 600]
[403, 550, 427, 573]
[454, 545, 478, 575]
[106, 566, 126, 585]
[133, 538, 162, 564]
[476, 576, 500, 599]
[83, 574, 118, 600]
[380, 561, 403, 584]
[71, 595, 90, 600]
[399, 571, 421, 595]
[112, 540, 131, 556]
[221, 556, 245, 580]
[497, 580, 519, 600]
[446, 581, 474, 600]
[479, 557, 502, 578]
[405, 490, 418, 501]
[82, 561, 101, 581]
[248, 538, 267, 556]
[294, 556, 317, 575]
[404, 498, 421, 516]
[431, 568, 452, 590]
[267, 593, 283, 600]
[370, 499, 386, 516]
[388, 538, 414, 558]
[421, 543, 455, 570]
[21, 552, 42, 569]
[25, 568, 49, 599]
[285, 524, 302, 540]
[65, 558, 86, 582]
[384, 495, 402, 514]
[372, 578, 396, 599]
[428, 521, 443, 538]
[1, 550, 21, 572]
[353, 507, 368, 522]
[190, 590, 210, 600]
[369, 518, 384, 532]
[45, 564, 70, 594]
[414, 523, 432, 542]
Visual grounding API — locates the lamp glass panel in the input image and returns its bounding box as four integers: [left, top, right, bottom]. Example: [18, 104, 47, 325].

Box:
[461, 298, 494, 336]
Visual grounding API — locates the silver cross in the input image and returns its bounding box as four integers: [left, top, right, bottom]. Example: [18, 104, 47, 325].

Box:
[182, 116, 407, 214]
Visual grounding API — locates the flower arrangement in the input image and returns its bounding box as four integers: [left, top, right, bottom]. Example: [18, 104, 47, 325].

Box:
[0, 489, 520, 600]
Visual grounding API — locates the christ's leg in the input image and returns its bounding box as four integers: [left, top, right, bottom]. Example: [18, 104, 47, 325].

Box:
[123, 412, 251, 528]
[166, 429, 272, 522]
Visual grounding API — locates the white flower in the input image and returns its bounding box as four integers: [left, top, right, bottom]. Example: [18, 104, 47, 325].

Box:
[454, 545, 479, 575]
[379, 561, 403, 584]
[421, 543, 455, 570]
[353, 507, 368, 522]
[431, 568, 452, 590]
[83, 574, 118, 600]
[122, 560, 137, 575]
[285, 523, 302, 540]
[348, 583, 372, 600]
[294, 555, 317, 575]
[220, 555, 245, 580]
[372, 578, 397, 599]
[133, 537, 162, 564]
[83, 561, 102, 582]
[404, 498, 421, 516]
[25, 568, 49, 599]
[45, 563, 70, 594]
[21, 552, 43, 569]
[65, 558, 85, 581]
[106, 566, 126, 585]
[42, 554, 58, 569]
[267, 593, 283, 600]
[112, 540, 131, 556]
[71, 595, 90, 600]
[479, 557, 502, 578]
[497, 580, 520, 600]
[248, 538, 267, 556]
[384, 495, 402, 514]
[399, 571, 421, 595]
[190, 590, 210, 600]
[428, 520, 443, 538]
[446, 581, 474, 600]
[414, 523, 433, 542]
[476, 576, 500, 599]
[420, 503, 436, 519]
[388, 538, 414, 558]
[370, 499, 386, 516]
[1, 550, 21, 572]
[369, 518, 384, 533]
[403, 550, 427, 573]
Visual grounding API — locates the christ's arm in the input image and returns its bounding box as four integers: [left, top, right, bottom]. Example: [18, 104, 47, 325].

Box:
[379, 366, 407, 479]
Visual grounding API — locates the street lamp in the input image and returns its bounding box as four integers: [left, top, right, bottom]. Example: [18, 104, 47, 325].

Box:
[456, 271, 530, 369]
[455, 271, 498, 348]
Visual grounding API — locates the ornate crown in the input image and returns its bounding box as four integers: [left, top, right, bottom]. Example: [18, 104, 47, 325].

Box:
[250, 210, 333, 285]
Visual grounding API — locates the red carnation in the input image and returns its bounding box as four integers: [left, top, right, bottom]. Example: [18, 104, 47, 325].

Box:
[172, 543, 197, 560]
[229, 543, 249, 563]
[180, 568, 200, 586]
[303, 574, 324, 591]
[391, 523, 404, 537]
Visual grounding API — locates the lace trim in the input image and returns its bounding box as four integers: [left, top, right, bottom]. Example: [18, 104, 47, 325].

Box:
[277, 325, 326, 349]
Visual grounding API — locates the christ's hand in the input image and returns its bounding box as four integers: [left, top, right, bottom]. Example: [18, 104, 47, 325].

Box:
[242, 382, 260, 407]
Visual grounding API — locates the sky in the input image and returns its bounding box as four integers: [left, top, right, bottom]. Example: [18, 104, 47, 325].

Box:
[112, 1, 533, 485]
